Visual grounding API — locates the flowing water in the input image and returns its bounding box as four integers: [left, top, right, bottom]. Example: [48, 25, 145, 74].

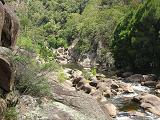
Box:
[113, 84, 159, 120]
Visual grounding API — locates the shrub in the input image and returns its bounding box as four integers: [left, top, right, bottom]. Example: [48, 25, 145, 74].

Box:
[111, 0, 160, 73]
[82, 69, 93, 80]
[57, 68, 68, 83]
[12, 53, 58, 97]
[4, 107, 17, 120]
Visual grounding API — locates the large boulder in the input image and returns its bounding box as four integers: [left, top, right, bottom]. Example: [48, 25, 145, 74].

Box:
[126, 74, 143, 83]
[1, 4, 19, 49]
[0, 47, 14, 92]
[47, 73, 111, 120]
[104, 103, 117, 118]
[133, 93, 160, 116]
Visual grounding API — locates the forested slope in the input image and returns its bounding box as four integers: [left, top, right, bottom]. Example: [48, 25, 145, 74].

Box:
[8, 0, 160, 73]
[112, 0, 160, 73]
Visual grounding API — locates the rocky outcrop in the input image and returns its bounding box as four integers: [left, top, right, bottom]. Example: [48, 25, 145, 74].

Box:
[16, 73, 111, 120]
[0, 47, 14, 92]
[0, 0, 19, 117]
[50, 80, 111, 120]
[2, 4, 19, 49]
[0, 1, 19, 91]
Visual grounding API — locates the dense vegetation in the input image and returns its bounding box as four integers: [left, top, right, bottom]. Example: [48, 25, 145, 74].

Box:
[14, 0, 136, 63]
[111, 0, 160, 73]
[8, 0, 160, 74]
[14, 0, 89, 60]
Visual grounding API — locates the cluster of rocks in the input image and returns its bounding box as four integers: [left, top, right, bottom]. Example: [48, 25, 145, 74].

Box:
[55, 47, 71, 64]
[133, 93, 160, 116]
[63, 69, 160, 118]
[63, 68, 139, 118]
[119, 73, 160, 117]
[122, 73, 160, 94]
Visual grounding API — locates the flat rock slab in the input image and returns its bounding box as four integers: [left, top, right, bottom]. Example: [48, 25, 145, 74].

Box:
[50, 80, 111, 120]
[16, 73, 111, 120]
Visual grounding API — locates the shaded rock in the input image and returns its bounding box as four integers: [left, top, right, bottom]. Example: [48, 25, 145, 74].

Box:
[104, 103, 117, 118]
[2, 4, 19, 49]
[111, 82, 119, 89]
[72, 77, 83, 86]
[81, 83, 92, 94]
[121, 72, 133, 78]
[0, 0, 4, 5]
[156, 83, 160, 89]
[79, 56, 91, 68]
[56, 55, 66, 61]
[100, 85, 112, 98]
[117, 88, 124, 94]
[126, 74, 143, 83]
[111, 89, 118, 95]
[57, 47, 64, 55]
[0, 47, 14, 92]
[133, 93, 160, 116]
[103, 90, 112, 98]
[76, 79, 85, 90]
[89, 79, 99, 87]
[143, 74, 157, 82]
[141, 81, 157, 87]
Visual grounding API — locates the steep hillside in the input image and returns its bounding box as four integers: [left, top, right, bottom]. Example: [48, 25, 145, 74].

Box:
[3, 0, 160, 120]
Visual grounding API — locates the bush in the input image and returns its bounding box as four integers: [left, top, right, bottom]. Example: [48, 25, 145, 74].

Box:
[111, 0, 160, 73]
[4, 107, 17, 120]
[12, 53, 58, 97]
[57, 68, 68, 83]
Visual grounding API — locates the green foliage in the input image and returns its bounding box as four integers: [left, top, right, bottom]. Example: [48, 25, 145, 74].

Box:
[4, 107, 17, 120]
[111, 0, 160, 73]
[82, 69, 93, 80]
[12, 53, 58, 97]
[57, 68, 67, 83]
[62, 0, 130, 66]
[15, 0, 88, 54]
[91, 67, 97, 76]
[17, 36, 36, 52]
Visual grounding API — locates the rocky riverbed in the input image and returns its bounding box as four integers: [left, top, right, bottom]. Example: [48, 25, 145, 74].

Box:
[61, 65, 160, 120]
[53, 47, 160, 120]
[15, 47, 160, 120]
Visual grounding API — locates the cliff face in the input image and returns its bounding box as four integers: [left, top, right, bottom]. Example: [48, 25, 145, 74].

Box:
[0, 1, 19, 92]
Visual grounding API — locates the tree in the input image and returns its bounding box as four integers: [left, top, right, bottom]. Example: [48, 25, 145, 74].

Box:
[111, 0, 160, 73]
